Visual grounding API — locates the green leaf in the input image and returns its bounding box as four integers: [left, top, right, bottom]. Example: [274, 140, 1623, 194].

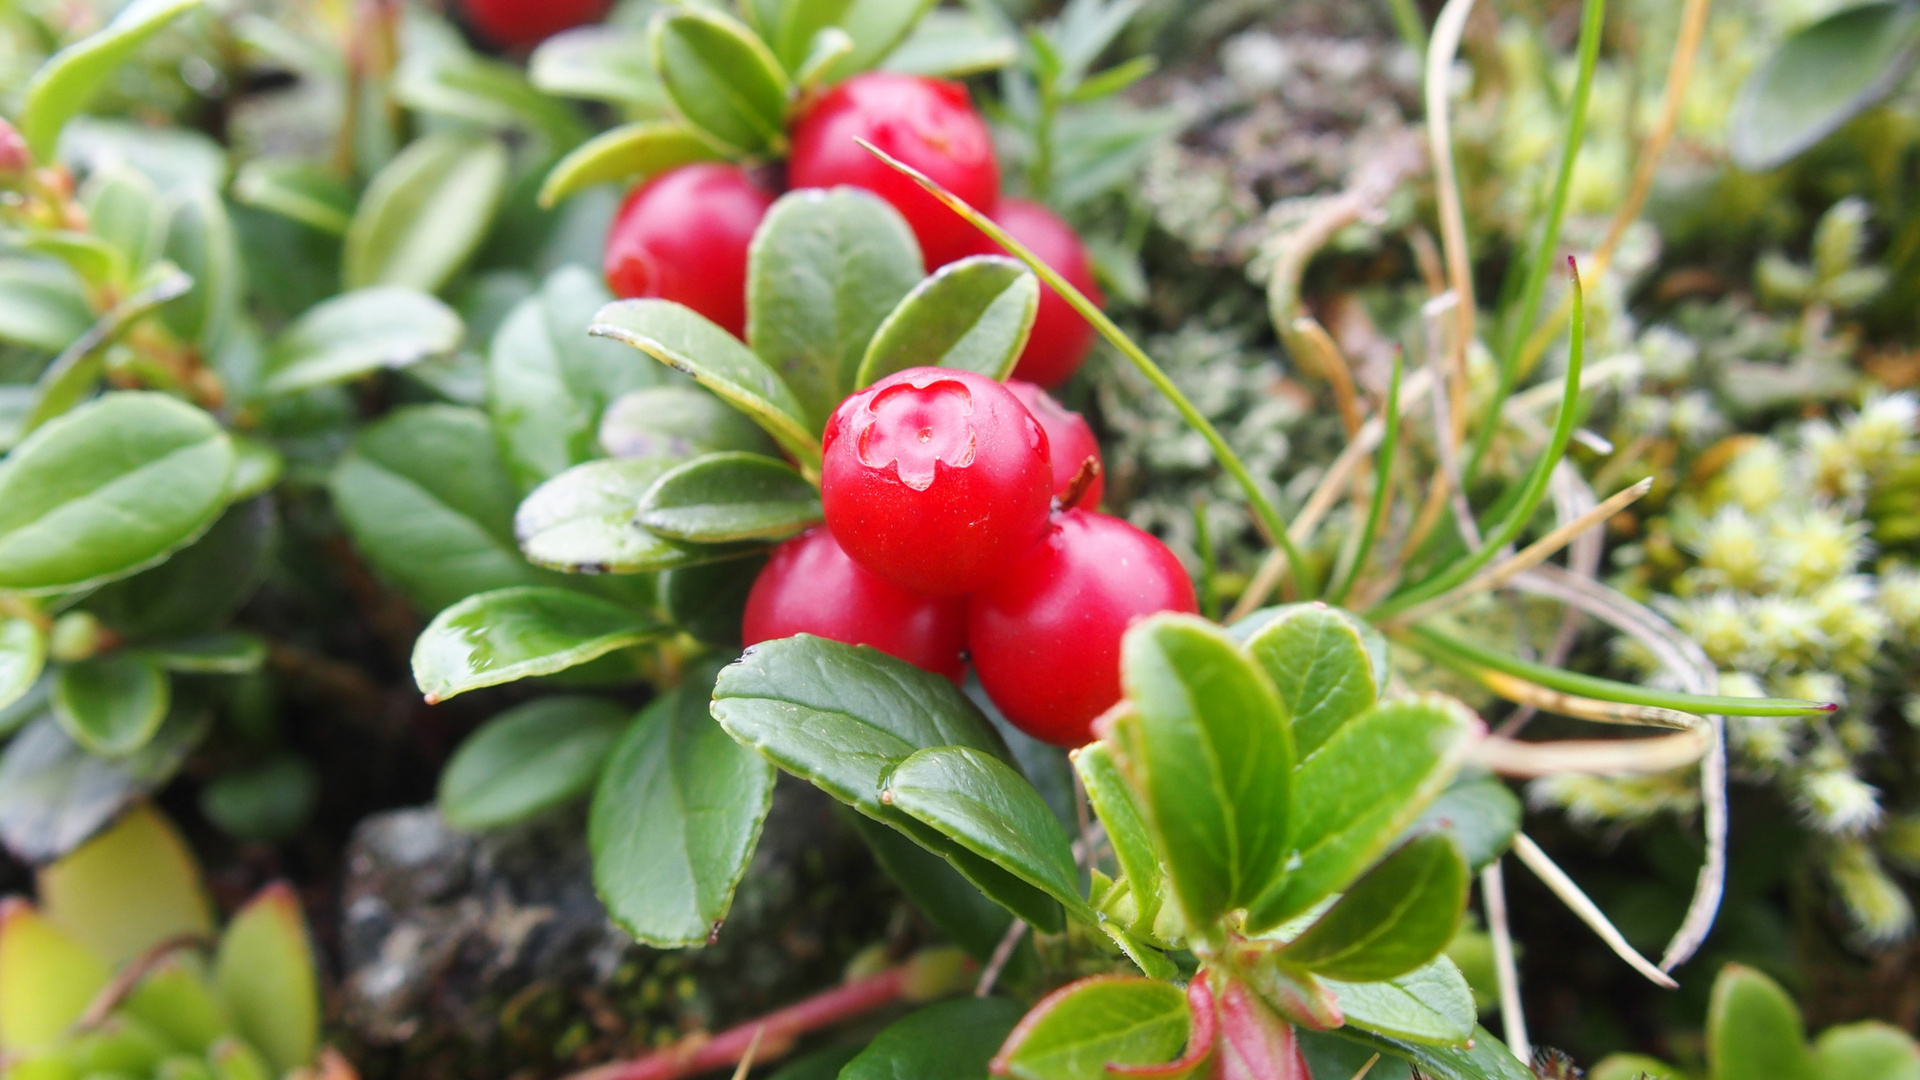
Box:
[660, 553, 764, 647]
[0, 619, 46, 717]
[412, 586, 661, 702]
[0, 392, 234, 594]
[343, 133, 509, 293]
[199, 755, 318, 843]
[1305, 1025, 1533, 1080]
[488, 266, 661, 490]
[224, 437, 282, 502]
[748, 0, 853, 73]
[590, 299, 821, 471]
[538, 122, 723, 209]
[213, 884, 319, 1075]
[821, 0, 938, 80]
[0, 899, 113, 1050]
[650, 8, 792, 155]
[840, 997, 1025, 1080]
[1728, 2, 1920, 171]
[439, 696, 630, 829]
[0, 259, 93, 352]
[1324, 956, 1477, 1046]
[746, 188, 924, 427]
[1812, 1022, 1920, 1080]
[1248, 694, 1478, 930]
[52, 653, 170, 756]
[766, 1045, 863, 1080]
[882, 746, 1092, 924]
[394, 50, 589, 150]
[0, 707, 207, 863]
[516, 457, 734, 574]
[19, 0, 205, 159]
[82, 165, 168, 276]
[261, 286, 462, 396]
[527, 26, 669, 109]
[857, 256, 1038, 387]
[589, 665, 775, 946]
[20, 262, 194, 435]
[599, 385, 780, 461]
[159, 185, 243, 350]
[635, 451, 821, 543]
[329, 405, 541, 612]
[992, 975, 1190, 1080]
[881, 9, 1020, 77]
[1710, 964, 1814, 1080]
[1119, 614, 1292, 928]
[232, 158, 355, 236]
[1275, 834, 1469, 982]
[1072, 742, 1162, 933]
[1241, 603, 1379, 758]
[1297, 1028, 1415, 1080]
[846, 811, 1016, 962]
[1589, 1056, 1683, 1080]
[15, 230, 126, 291]
[1408, 774, 1520, 872]
[87, 499, 271, 640]
[139, 632, 267, 674]
[36, 803, 214, 967]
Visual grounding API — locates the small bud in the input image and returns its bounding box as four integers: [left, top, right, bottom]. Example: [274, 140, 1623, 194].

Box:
[0, 118, 29, 178]
[900, 946, 973, 1002]
[47, 611, 107, 662]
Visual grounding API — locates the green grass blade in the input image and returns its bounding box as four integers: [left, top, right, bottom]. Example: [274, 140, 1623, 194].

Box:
[1328, 350, 1404, 606]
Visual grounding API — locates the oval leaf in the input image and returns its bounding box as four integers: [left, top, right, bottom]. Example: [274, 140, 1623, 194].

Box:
[0, 392, 234, 594]
[1242, 604, 1380, 759]
[1711, 964, 1814, 1080]
[343, 133, 509, 292]
[52, 653, 170, 756]
[262, 286, 463, 396]
[841, 997, 1026, 1080]
[822, 0, 938, 81]
[0, 708, 207, 864]
[538, 121, 722, 208]
[650, 8, 792, 154]
[1811, 1022, 1920, 1080]
[1073, 741, 1163, 934]
[600, 385, 780, 461]
[1276, 834, 1469, 982]
[213, 884, 319, 1075]
[439, 696, 631, 829]
[232, 157, 355, 235]
[0, 899, 112, 1050]
[528, 25, 669, 108]
[589, 666, 775, 946]
[1303, 1024, 1534, 1080]
[1323, 957, 1477, 1047]
[0, 619, 47, 717]
[1729, 2, 1920, 171]
[994, 975, 1191, 1080]
[412, 586, 662, 702]
[516, 457, 734, 574]
[36, 803, 214, 967]
[0, 259, 93, 352]
[20, 0, 204, 159]
[635, 451, 821, 543]
[1407, 774, 1520, 872]
[857, 255, 1038, 386]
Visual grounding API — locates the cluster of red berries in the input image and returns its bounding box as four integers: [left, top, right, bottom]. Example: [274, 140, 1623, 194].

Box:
[602, 72, 1105, 389]
[742, 369, 1195, 748]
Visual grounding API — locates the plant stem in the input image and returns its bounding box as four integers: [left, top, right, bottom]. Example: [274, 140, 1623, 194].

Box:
[856, 139, 1317, 594]
[1328, 351, 1403, 605]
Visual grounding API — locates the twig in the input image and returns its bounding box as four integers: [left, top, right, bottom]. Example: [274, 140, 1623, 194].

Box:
[1476, 731, 1708, 778]
[1291, 317, 1366, 439]
[728, 1029, 764, 1080]
[1424, 0, 1480, 446]
[1512, 834, 1678, 989]
[1350, 1053, 1384, 1080]
[976, 920, 1030, 998]
[1480, 861, 1530, 1063]
[72, 935, 211, 1033]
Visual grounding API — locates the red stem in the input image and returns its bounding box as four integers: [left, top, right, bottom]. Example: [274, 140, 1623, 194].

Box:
[565, 964, 911, 1080]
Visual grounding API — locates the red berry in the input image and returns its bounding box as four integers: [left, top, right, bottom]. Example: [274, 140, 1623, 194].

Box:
[604, 164, 774, 339]
[459, 0, 608, 48]
[968, 510, 1196, 747]
[992, 199, 1103, 388]
[787, 73, 1000, 271]
[822, 367, 1052, 597]
[743, 527, 968, 680]
[1007, 380, 1104, 508]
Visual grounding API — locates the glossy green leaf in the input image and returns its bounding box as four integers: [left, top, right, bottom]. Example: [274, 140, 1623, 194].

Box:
[600, 385, 780, 461]
[489, 266, 660, 490]
[329, 405, 541, 612]
[1324, 956, 1477, 1046]
[589, 665, 775, 946]
[0, 259, 93, 352]
[516, 457, 733, 574]
[1306, 1025, 1533, 1080]
[746, 0, 851, 73]
[822, 0, 938, 80]
[439, 696, 630, 829]
[527, 26, 668, 108]
[857, 256, 1038, 387]
[1710, 964, 1814, 1080]
[1241, 603, 1379, 757]
[840, 997, 1025, 1080]
[883, 746, 1092, 923]
[538, 121, 722, 208]
[1408, 774, 1520, 871]
[635, 451, 821, 543]
[1588, 1056, 1683, 1080]
[37, 803, 213, 967]
[1296, 1028, 1415, 1080]
[0, 392, 234, 594]
[660, 553, 764, 647]
[19, 0, 205, 158]
[16, 230, 126, 291]
[1119, 614, 1292, 928]
[0, 707, 208, 864]
[59, 116, 229, 192]
[1276, 834, 1469, 981]
[223, 439, 282, 502]
[213, 884, 319, 1075]
[139, 632, 266, 674]
[650, 7, 792, 155]
[88, 499, 271, 640]
[1812, 1022, 1920, 1080]
[1728, 2, 1920, 171]
[199, 755, 318, 842]
[83, 165, 168, 274]
[412, 586, 660, 702]
[1072, 742, 1162, 933]
[1248, 694, 1478, 929]
[0, 899, 112, 1051]
[261, 286, 462, 396]
[232, 157, 355, 235]
[0, 619, 46, 717]
[993, 975, 1190, 1080]
[746, 188, 923, 427]
[159, 185, 242, 349]
[343, 133, 509, 293]
[765, 1045, 863, 1080]
[394, 50, 588, 150]
[52, 652, 170, 756]
[847, 811, 1017, 962]
[591, 298, 821, 471]
[882, 8, 1018, 76]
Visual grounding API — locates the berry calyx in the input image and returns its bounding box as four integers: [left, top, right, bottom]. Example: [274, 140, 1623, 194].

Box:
[991, 198, 1103, 388]
[822, 367, 1052, 597]
[458, 0, 608, 48]
[968, 510, 1196, 747]
[1007, 380, 1104, 508]
[742, 527, 968, 681]
[787, 73, 1000, 271]
[603, 164, 775, 339]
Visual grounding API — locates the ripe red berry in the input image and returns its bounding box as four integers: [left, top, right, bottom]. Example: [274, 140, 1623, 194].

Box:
[604, 164, 774, 339]
[968, 510, 1196, 747]
[992, 198, 1103, 388]
[822, 367, 1052, 597]
[743, 527, 968, 680]
[787, 73, 1000, 271]
[458, 0, 608, 48]
[1007, 380, 1104, 508]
